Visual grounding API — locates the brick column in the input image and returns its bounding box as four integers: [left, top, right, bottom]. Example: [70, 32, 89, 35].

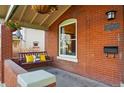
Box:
[0, 25, 12, 83]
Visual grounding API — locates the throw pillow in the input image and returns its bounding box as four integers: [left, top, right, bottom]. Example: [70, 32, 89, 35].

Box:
[40, 54, 46, 62]
[25, 55, 34, 63]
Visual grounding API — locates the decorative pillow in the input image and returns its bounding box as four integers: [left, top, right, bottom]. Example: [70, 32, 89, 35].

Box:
[32, 55, 36, 62]
[25, 55, 34, 63]
[40, 54, 46, 62]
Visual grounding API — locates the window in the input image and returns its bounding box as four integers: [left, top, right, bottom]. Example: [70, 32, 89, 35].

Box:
[58, 18, 77, 62]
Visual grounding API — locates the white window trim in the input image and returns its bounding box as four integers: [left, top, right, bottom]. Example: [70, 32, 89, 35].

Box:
[58, 18, 78, 63]
[57, 56, 78, 63]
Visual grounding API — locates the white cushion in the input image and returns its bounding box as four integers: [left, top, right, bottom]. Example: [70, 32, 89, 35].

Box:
[17, 70, 56, 87]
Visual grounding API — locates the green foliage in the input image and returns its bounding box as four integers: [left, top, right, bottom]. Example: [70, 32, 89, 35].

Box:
[5, 20, 21, 31]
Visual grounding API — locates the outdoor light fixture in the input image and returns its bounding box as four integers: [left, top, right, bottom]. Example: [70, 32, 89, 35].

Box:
[106, 10, 116, 20]
[33, 41, 39, 46]
[32, 5, 58, 14]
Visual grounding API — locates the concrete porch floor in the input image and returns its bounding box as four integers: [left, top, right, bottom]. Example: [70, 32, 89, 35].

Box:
[28, 66, 110, 87]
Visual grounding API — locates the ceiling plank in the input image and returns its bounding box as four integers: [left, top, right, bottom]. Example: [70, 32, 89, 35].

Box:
[19, 5, 28, 22]
[40, 14, 50, 26]
[30, 13, 38, 24]
[19, 21, 48, 30]
[47, 5, 71, 27]
[5, 5, 18, 22]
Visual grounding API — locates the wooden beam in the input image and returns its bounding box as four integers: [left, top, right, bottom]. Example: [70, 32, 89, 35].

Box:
[5, 5, 18, 22]
[40, 14, 50, 26]
[19, 21, 48, 30]
[19, 5, 28, 22]
[47, 5, 71, 27]
[30, 13, 38, 24]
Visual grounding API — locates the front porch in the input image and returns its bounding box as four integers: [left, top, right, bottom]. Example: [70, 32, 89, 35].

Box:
[1, 62, 110, 87]
[0, 5, 124, 87]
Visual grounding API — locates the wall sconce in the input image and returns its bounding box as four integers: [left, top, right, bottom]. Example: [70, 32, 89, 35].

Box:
[106, 10, 116, 20]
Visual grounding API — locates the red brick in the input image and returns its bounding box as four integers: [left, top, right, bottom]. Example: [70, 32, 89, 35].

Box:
[0, 25, 12, 82]
[45, 5, 124, 86]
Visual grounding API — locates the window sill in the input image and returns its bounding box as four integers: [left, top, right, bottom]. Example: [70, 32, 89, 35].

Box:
[57, 56, 78, 63]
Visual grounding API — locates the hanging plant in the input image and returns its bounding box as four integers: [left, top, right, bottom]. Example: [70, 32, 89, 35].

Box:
[5, 20, 21, 32]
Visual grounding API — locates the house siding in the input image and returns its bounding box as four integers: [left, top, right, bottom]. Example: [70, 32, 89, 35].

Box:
[46, 5, 124, 86]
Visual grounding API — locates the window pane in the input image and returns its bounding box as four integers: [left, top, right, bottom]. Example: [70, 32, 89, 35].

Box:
[60, 23, 76, 40]
[60, 40, 76, 56]
[59, 19, 77, 57]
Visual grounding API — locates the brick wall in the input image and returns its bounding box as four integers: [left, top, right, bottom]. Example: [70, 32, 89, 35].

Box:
[0, 25, 12, 82]
[4, 59, 27, 87]
[46, 5, 124, 86]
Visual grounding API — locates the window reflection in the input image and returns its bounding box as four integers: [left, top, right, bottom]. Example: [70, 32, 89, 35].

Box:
[60, 23, 76, 56]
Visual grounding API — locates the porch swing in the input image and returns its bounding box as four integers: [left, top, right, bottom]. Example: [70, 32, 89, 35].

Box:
[12, 29, 53, 70]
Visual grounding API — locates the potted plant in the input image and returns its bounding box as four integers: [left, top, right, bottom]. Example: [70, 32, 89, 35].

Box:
[5, 20, 21, 32]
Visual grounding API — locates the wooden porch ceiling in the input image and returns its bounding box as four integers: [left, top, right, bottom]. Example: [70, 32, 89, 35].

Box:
[0, 5, 10, 19]
[0, 5, 71, 30]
